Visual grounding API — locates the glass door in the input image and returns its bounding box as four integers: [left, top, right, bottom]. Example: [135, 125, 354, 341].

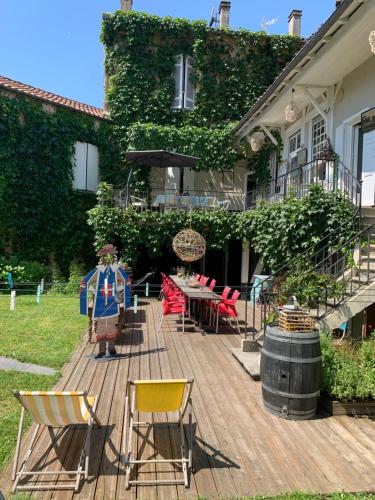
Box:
[360, 128, 375, 206]
[288, 130, 302, 195]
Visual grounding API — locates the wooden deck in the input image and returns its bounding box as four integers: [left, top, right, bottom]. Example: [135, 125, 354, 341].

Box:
[2, 299, 375, 498]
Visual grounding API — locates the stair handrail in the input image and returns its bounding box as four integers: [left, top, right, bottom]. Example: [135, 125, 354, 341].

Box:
[308, 221, 375, 276]
[247, 209, 361, 338]
[255, 209, 360, 284]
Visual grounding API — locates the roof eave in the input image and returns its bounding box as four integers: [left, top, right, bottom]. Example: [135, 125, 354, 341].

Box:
[0, 82, 109, 121]
[232, 0, 359, 138]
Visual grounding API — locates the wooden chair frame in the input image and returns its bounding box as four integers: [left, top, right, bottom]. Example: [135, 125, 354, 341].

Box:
[122, 379, 194, 489]
[12, 391, 101, 493]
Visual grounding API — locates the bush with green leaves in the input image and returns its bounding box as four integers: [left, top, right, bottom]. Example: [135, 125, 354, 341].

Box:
[89, 184, 355, 273]
[48, 263, 66, 295]
[279, 271, 346, 307]
[0, 257, 51, 282]
[238, 185, 355, 273]
[64, 260, 86, 295]
[320, 333, 375, 401]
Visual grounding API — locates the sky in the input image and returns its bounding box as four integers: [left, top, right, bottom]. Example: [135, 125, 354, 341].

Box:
[0, 1, 334, 109]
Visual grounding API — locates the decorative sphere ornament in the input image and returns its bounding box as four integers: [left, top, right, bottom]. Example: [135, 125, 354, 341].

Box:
[172, 229, 206, 263]
[249, 131, 265, 152]
[369, 31, 375, 54]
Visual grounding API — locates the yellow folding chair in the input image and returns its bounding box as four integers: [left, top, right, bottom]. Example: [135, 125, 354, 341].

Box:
[12, 390, 101, 493]
[123, 378, 194, 489]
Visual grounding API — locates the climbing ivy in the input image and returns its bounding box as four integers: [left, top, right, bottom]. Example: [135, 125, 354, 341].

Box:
[101, 10, 302, 187]
[0, 96, 119, 271]
[89, 183, 355, 271]
[245, 130, 284, 186]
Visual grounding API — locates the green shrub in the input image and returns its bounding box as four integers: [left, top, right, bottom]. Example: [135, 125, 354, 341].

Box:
[48, 263, 66, 295]
[0, 257, 51, 282]
[279, 271, 346, 307]
[320, 333, 375, 401]
[64, 260, 86, 296]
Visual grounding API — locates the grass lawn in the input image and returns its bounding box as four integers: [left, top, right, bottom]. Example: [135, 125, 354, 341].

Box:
[0, 370, 58, 472]
[0, 295, 86, 368]
[0, 295, 85, 474]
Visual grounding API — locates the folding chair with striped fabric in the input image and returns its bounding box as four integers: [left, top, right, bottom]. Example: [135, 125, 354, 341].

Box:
[12, 390, 101, 493]
[123, 378, 194, 489]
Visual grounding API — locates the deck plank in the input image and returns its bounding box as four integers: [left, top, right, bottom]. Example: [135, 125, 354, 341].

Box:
[2, 298, 375, 498]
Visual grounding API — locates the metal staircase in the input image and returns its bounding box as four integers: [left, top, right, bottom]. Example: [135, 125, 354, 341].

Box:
[251, 208, 375, 338]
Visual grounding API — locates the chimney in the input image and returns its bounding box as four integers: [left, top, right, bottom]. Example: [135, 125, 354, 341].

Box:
[335, 0, 342, 7]
[120, 0, 133, 12]
[219, 1, 231, 29]
[288, 10, 302, 37]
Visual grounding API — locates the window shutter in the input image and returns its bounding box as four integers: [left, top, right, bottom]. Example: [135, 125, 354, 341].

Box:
[172, 54, 184, 109]
[184, 55, 195, 109]
[86, 144, 99, 192]
[73, 142, 87, 190]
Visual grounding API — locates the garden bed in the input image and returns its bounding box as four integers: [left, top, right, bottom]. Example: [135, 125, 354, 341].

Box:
[319, 393, 375, 416]
[320, 333, 375, 416]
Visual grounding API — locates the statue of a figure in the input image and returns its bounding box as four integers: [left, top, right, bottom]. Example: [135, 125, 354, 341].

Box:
[80, 244, 131, 358]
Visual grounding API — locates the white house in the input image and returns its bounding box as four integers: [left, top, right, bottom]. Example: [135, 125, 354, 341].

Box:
[234, 0, 375, 208]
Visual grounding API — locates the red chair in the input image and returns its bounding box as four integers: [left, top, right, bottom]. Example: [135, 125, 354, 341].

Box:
[202, 279, 217, 319]
[158, 296, 186, 333]
[208, 286, 231, 325]
[215, 290, 241, 333]
[208, 279, 216, 291]
[199, 276, 209, 286]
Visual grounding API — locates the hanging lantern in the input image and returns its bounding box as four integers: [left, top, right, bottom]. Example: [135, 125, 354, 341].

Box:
[172, 229, 206, 263]
[285, 88, 299, 123]
[249, 131, 265, 152]
[369, 31, 375, 54]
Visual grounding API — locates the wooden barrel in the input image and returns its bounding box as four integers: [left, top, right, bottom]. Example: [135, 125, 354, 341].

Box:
[260, 325, 321, 420]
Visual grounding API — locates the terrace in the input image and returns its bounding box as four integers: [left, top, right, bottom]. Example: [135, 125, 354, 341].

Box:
[114, 187, 246, 212]
[245, 157, 362, 210]
[1, 298, 375, 498]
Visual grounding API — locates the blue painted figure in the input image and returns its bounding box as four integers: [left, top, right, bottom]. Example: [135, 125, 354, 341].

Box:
[80, 244, 131, 358]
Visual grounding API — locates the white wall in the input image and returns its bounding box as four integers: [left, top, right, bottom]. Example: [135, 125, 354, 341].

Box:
[333, 56, 375, 130]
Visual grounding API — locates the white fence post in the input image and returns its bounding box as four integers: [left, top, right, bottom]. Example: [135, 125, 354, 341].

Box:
[10, 290, 16, 311]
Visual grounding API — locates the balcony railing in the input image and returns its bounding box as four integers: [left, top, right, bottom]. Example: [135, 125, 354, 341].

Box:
[245, 157, 362, 210]
[114, 188, 246, 212]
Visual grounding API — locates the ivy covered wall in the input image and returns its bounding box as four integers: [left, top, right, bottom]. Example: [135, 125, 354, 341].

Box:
[89, 183, 354, 273]
[0, 94, 119, 271]
[101, 11, 302, 187]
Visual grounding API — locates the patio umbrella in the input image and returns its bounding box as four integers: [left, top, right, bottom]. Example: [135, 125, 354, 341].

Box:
[124, 150, 199, 169]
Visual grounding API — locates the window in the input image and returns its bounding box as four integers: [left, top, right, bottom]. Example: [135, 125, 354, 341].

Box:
[288, 130, 302, 171]
[312, 116, 327, 160]
[289, 130, 302, 156]
[172, 54, 195, 110]
[222, 170, 234, 191]
[73, 142, 99, 192]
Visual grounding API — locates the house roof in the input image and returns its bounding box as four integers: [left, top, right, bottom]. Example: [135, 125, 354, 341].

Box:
[0, 75, 108, 120]
[232, 0, 366, 138]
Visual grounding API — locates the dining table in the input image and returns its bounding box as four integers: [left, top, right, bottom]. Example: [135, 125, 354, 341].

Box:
[169, 275, 222, 331]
